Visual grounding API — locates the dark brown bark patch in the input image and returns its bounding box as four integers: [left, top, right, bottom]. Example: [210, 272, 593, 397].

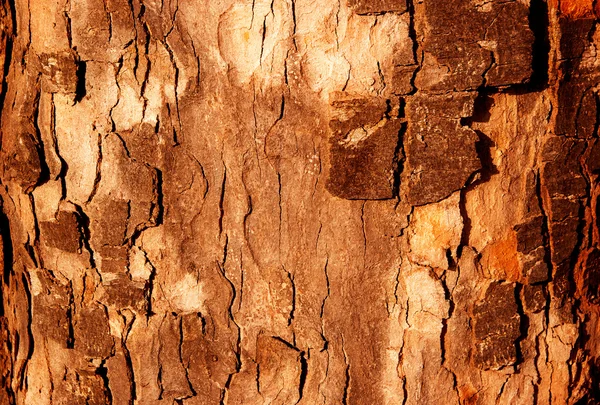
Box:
[514, 216, 550, 284]
[39, 210, 83, 253]
[472, 281, 520, 370]
[31, 272, 71, 345]
[417, 0, 534, 92]
[74, 305, 114, 359]
[403, 92, 481, 205]
[522, 284, 547, 314]
[327, 95, 402, 200]
[38, 52, 79, 94]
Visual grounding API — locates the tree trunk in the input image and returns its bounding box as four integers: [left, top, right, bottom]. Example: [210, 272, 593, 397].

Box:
[1, 0, 600, 403]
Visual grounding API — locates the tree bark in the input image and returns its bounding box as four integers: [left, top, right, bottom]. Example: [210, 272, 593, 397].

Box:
[1, 0, 600, 403]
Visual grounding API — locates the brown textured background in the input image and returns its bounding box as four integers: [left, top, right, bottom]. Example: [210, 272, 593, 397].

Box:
[0, 0, 600, 404]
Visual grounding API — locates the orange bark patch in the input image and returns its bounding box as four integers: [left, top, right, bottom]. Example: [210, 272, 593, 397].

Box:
[480, 233, 521, 282]
[559, 0, 598, 18]
[458, 384, 480, 405]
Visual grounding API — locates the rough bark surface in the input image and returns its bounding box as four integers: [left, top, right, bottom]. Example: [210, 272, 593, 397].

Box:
[1, 0, 600, 404]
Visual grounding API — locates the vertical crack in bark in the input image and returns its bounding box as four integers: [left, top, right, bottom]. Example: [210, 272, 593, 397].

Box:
[334, 0, 341, 50]
[104, 0, 112, 43]
[216, 260, 242, 404]
[17, 272, 34, 392]
[405, 0, 421, 95]
[320, 256, 330, 319]
[218, 166, 226, 238]
[0, 0, 14, 117]
[28, 195, 42, 267]
[145, 252, 157, 318]
[256, 361, 261, 394]
[190, 153, 210, 203]
[0, 202, 14, 402]
[66, 280, 75, 349]
[126, 0, 140, 80]
[49, 95, 68, 198]
[157, 366, 165, 400]
[393, 122, 406, 199]
[162, 2, 183, 146]
[290, 0, 297, 50]
[360, 202, 367, 268]
[156, 314, 167, 401]
[456, 178, 474, 259]
[479, 48, 496, 88]
[514, 283, 528, 368]
[121, 312, 137, 403]
[528, 0, 550, 90]
[152, 168, 164, 227]
[285, 266, 296, 326]
[139, 20, 152, 121]
[439, 275, 453, 368]
[397, 310, 409, 405]
[188, 34, 200, 88]
[63, 0, 73, 50]
[109, 56, 124, 132]
[341, 336, 350, 405]
[86, 133, 103, 204]
[535, 170, 553, 288]
[177, 315, 196, 399]
[73, 60, 86, 103]
[299, 350, 308, 401]
[221, 233, 229, 271]
[259, 17, 267, 67]
[242, 170, 257, 265]
[496, 376, 510, 402]
[532, 328, 545, 402]
[96, 359, 113, 404]
[72, 203, 96, 269]
[163, 0, 179, 39]
[31, 83, 50, 192]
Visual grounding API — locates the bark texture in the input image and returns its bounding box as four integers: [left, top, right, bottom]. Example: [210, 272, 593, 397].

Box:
[1, 0, 600, 404]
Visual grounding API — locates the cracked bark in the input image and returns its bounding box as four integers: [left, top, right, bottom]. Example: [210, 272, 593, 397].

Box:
[1, 0, 600, 404]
